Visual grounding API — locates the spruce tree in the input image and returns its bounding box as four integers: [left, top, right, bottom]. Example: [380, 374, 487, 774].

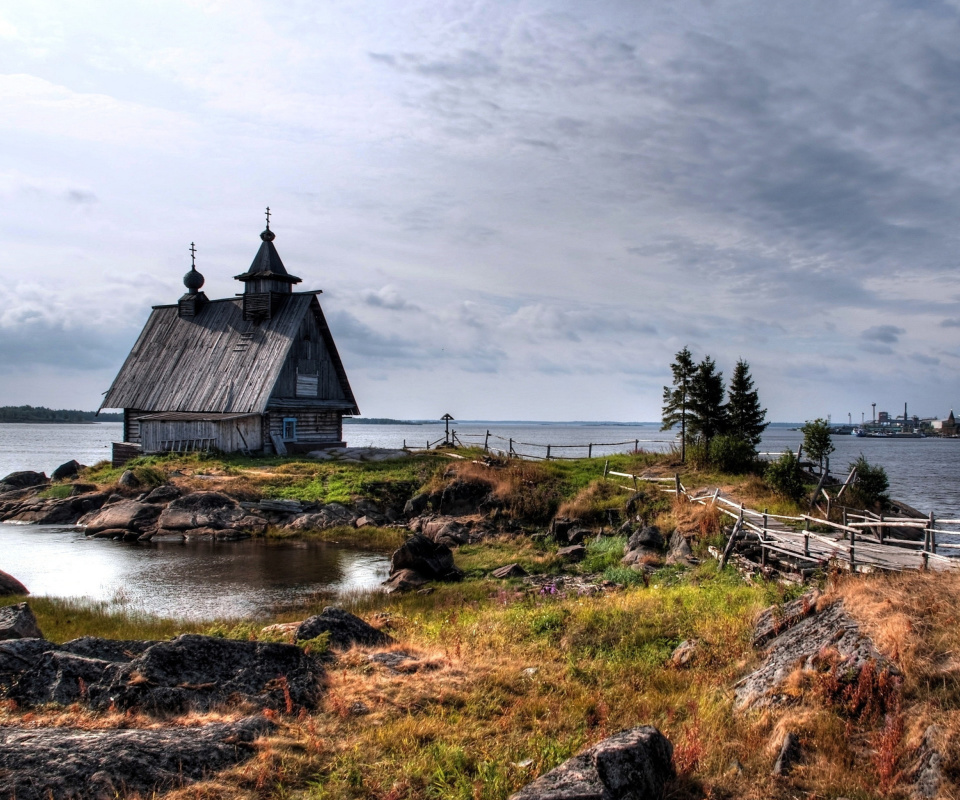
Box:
[688, 356, 727, 444]
[661, 347, 696, 461]
[726, 359, 768, 448]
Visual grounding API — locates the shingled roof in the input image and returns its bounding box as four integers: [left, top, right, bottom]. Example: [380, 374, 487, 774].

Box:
[100, 294, 358, 415]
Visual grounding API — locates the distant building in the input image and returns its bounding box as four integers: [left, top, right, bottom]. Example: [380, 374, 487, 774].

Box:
[931, 410, 957, 437]
[100, 216, 358, 462]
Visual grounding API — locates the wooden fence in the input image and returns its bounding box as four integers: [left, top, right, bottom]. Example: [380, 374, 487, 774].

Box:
[406, 429, 670, 460]
[605, 469, 958, 574]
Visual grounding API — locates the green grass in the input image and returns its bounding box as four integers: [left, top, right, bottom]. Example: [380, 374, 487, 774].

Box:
[37, 484, 74, 499]
[580, 535, 627, 573]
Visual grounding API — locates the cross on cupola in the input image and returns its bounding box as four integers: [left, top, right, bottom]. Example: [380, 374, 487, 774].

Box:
[234, 207, 302, 321]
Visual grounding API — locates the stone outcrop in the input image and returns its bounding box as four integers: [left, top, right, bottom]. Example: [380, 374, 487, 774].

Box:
[735, 594, 892, 709]
[0, 569, 29, 596]
[0, 716, 273, 800]
[388, 533, 463, 584]
[491, 563, 528, 579]
[622, 525, 665, 567]
[772, 732, 802, 776]
[82, 500, 162, 535]
[1, 490, 109, 525]
[1, 633, 325, 715]
[0, 471, 47, 494]
[665, 530, 694, 565]
[0, 602, 43, 640]
[295, 607, 394, 650]
[508, 726, 674, 800]
[51, 460, 82, 481]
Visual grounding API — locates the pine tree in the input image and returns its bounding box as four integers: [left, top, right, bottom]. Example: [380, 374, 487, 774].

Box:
[661, 347, 696, 461]
[688, 356, 727, 444]
[726, 359, 768, 448]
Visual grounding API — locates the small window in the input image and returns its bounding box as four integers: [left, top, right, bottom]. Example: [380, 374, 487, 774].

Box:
[282, 418, 297, 442]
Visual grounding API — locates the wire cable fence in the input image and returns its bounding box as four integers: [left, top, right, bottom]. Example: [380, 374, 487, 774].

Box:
[402, 429, 676, 460]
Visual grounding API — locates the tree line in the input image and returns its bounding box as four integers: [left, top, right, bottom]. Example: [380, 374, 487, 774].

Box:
[661, 347, 767, 470]
[0, 406, 122, 423]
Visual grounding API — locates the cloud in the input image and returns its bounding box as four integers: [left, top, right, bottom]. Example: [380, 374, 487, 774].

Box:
[861, 325, 905, 344]
[362, 286, 421, 312]
[941, 318, 960, 328]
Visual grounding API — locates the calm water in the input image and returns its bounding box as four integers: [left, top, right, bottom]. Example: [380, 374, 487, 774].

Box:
[0, 524, 390, 620]
[1, 420, 959, 615]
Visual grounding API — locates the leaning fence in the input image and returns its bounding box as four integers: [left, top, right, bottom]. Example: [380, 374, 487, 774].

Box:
[604, 470, 959, 574]
[404, 429, 674, 460]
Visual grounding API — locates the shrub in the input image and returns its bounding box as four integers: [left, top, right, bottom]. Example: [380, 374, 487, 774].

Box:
[849, 455, 889, 508]
[765, 450, 806, 502]
[707, 434, 756, 474]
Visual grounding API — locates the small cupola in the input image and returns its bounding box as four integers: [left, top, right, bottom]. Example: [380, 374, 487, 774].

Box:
[178, 242, 208, 319]
[235, 208, 302, 321]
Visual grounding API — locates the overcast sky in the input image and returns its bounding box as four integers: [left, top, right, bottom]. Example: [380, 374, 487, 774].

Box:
[2, 1, 959, 422]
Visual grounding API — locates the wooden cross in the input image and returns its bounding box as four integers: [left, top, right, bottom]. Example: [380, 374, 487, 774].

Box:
[265, 206, 271, 230]
[189, 241, 196, 267]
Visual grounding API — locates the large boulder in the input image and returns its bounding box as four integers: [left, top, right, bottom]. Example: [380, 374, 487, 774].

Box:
[0, 471, 47, 494]
[0, 603, 43, 640]
[157, 492, 243, 531]
[508, 726, 675, 800]
[94, 634, 324, 714]
[665, 530, 694, 565]
[735, 599, 893, 709]
[81, 500, 162, 534]
[51, 460, 82, 482]
[0, 716, 273, 800]
[6, 492, 109, 525]
[0, 638, 56, 689]
[389, 534, 463, 582]
[9, 651, 115, 706]
[0, 569, 29, 596]
[622, 525, 666, 567]
[438, 479, 493, 515]
[295, 607, 394, 650]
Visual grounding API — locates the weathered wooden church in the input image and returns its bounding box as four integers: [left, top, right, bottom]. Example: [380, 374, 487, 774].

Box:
[101, 214, 359, 461]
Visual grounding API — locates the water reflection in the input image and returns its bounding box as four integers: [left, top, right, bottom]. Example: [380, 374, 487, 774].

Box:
[0, 525, 391, 620]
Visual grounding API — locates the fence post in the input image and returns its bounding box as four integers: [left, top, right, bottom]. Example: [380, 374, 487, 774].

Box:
[634, 439, 639, 452]
[930, 512, 937, 555]
[603, 460, 609, 479]
[588, 443, 593, 459]
[509, 438, 514, 457]
[675, 473, 681, 497]
[484, 430, 490, 452]
[403, 438, 406, 450]
[922, 550, 929, 571]
[804, 531, 810, 558]
[878, 513, 884, 544]
[546, 445, 551, 460]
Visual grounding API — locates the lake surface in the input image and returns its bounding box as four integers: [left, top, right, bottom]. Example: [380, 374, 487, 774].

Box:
[0, 524, 390, 620]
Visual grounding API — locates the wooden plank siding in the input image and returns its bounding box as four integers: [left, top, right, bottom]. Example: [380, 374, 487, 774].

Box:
[140, 416, 262, 454]
[264, 409, 343, 453]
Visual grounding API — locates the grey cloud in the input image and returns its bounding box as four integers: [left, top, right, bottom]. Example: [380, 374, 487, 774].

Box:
[362, 287, 421, 312]
[912, 352, 941, 365]
[862, 325, 905, 344]
[0, 321, 133, 370]
[370, 50, 499, 80]
[941, 318, 960, 327]
[859, 342, 894, 356]
[66, 189, 97, 204]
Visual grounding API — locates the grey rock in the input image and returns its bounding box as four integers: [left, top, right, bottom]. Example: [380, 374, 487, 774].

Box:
[0, 638, 56, 689]
[772, 732, 802, 776]
[295, 607, 393, 650]
[439, 479, 492, 516]
[735, 600, 893, 709]
[51, 460, 82, 481]
[665, 530, 693, 565]
[9, 651, 115, 706]
[82, 500, 162, 534]
[0, 716, 273, 800]
[752, 589, 821, 648]
[0, 471, 47, 494]
[389, 533, 463, 581]
[0, 569, 29, 596]
[669, 639, 698, 668]
[382, 568, 428, 593]
[157, 491, 243, 531]
[508, 726, 674, 800]
[628, 526, 664, 551]
[491, 563, 528, 579]
[556, 544, 586, 561]
[0, 602, 43, 640]
[422, 518, 472, 546]
[117, 469, 140, 488]
[912, 725, 944, 799]
[95, 634, 324, 714]
[404, 492, 430, 517]
[59, 636, 158, 663]
[142, 484, 182, 504]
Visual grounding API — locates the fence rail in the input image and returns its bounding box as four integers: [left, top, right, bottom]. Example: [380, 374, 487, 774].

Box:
[404, 429, 669, 460]
[603, 469, 957, 575]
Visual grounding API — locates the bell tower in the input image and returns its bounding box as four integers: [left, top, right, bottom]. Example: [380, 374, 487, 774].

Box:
[234, 208, 302, 321]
